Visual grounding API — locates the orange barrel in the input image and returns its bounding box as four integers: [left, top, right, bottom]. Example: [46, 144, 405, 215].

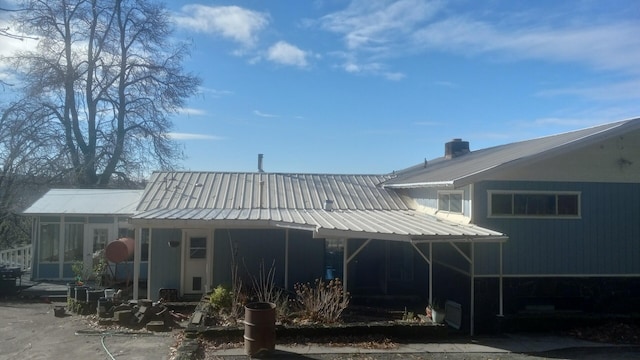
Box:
[243, 302, 276, 357]
[105, 237, 135, 263]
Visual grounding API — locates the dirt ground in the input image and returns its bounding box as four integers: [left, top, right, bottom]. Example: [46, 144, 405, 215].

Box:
[2, 300, 640, 360]
[0, 301, 181, 360]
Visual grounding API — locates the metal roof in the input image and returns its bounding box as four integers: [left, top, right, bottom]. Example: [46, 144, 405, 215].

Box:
[22, 189, 143, 215]
[131, 208, 505, 242]
[133, 172, 505, 242]
[137, 172, 409, 212]
[384, 117, 640, 188]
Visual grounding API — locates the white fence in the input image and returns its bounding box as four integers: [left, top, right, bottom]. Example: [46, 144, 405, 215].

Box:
[0, 245, 32, 271]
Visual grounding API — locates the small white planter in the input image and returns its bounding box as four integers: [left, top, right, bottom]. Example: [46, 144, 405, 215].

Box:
[431, 309, 445, 324]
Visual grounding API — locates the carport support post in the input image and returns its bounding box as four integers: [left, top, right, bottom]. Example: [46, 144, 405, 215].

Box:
[133, 227, 142, 300]
[343, 238, 348, 302]
[470, 242, 475, 336]
[429, 242, 433, 306]
[499, 242, 504, 316]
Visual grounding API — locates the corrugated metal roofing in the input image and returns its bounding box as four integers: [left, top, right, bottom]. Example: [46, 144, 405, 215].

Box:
[132, 172, 505, 241]
[137, 172, 409, 212]
[22, 189, 143, 215]
[385, 117, 640, 187]
[131, 208, 505, 241]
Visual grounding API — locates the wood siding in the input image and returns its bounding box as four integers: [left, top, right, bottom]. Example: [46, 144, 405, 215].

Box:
[474, 181, 640, 275]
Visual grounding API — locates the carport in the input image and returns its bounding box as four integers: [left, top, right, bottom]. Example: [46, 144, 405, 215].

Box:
[278, 209, 508, 335]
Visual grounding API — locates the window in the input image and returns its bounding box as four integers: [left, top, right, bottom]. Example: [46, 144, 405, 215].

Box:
[189, 237, 206, 259]
[64, 224, 84, 262]
[489, 191, 580, 217]
[438, 191, 463, 213]
[39, 224, 60, 262]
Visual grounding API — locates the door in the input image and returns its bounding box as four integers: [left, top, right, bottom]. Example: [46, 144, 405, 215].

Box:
[84, 224, 111, 279]
[182, 230, 209, 295]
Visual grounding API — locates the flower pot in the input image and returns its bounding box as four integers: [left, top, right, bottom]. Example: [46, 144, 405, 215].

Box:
[431, 309, 445, 324]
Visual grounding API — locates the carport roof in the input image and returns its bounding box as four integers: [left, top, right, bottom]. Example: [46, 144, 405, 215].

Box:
[131, 208, 506, 242]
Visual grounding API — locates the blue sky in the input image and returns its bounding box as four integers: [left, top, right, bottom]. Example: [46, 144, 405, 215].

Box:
[4, 1, 640, 174]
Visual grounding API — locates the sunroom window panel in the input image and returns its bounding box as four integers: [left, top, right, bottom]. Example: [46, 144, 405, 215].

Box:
[39, 224, 60, 262]
[64, 224, 84, 262]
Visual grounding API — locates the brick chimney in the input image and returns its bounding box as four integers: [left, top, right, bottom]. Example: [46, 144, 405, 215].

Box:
[445, 138, 470, 159]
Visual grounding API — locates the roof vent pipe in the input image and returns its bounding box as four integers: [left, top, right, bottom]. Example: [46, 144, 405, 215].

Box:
[445, 138, 470, 159]
[324, 199, 334, 211]
[258, 153, 264, 172]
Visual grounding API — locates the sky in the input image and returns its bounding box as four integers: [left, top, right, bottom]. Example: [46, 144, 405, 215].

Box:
[2, 0, 640, 174]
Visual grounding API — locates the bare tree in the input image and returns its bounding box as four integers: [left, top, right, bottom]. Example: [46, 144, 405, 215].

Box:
[0, 100, 63, 248]
[6, 0, 200, 186]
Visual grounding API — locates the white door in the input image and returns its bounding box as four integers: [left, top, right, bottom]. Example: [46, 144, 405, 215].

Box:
[182, 230, 208, 295]
[84, 224, 111, 278]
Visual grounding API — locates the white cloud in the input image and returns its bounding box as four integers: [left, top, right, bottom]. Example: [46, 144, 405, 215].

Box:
[174, 5, 269, 48]
[412, 18, 640, 75]
[266, 41, 309, 68]
[253, 110, 279, 118]
[168, 132, 224, 140]
[537, 79, 640, 101]
[320, 0, 441, 52]
[177, 107, 206, 116]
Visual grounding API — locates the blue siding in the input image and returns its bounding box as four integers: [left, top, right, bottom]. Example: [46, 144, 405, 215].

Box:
[474, 181, 640, 275]
[37, 263, 59, 279]
[148, 229, 181, 301]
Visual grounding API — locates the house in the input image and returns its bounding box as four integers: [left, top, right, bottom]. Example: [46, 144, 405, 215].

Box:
[22, 189, 144, 281]
[128, 171, 506, 326]
[22, 117, 640, 334]
[383, 117, 640, 330]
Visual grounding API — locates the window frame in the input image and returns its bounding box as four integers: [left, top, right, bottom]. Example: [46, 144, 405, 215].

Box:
[488, 190, 581, 219]
[437, 190, 464, 214]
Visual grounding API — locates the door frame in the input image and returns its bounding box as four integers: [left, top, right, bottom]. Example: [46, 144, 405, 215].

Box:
[83, 224, 113, 279]
[181, 229, 212, 296]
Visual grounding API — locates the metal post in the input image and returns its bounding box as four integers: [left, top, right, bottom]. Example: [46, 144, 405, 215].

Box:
[429, 242, 433, 306]
[499, 242, 504, 316]
[343, 238, 348, 302]
[133, 227, 142, 300]
[470, 242, 475, 336]
[285, 230, 289, 290]
[146, 228, 153, 300]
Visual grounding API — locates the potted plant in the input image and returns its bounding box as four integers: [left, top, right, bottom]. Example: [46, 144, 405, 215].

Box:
[428, 300, 445, 324]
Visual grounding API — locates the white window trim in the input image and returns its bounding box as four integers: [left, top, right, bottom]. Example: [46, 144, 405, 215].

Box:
[487, 190, 581, 219]
[437, 190, 464, 214]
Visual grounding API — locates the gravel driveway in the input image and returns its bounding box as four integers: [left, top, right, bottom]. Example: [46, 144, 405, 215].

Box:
[0, 301, 179, 360]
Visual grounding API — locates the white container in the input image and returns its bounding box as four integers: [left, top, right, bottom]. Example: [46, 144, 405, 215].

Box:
[104, 288, 116, 299]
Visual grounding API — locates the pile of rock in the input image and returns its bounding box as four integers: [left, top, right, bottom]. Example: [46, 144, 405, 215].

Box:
[99, 299, 181, 331]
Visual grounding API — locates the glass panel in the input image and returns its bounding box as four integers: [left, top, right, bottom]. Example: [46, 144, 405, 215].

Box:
[93, 228, 109, 255]
[438, 193, 450, 211]
[491, 194, 512, 215]
[190, 237, 206, 259]
[558, 194, 579, 215]
[39, 224, 60, 262]
[515, 194, 555, 215]
[449, 193, 463, 213]
[64, 224, 84, 262]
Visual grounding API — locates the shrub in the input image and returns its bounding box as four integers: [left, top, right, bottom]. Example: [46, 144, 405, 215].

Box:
[294, 278, 349, 324]
[209, 285, 232, 311]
